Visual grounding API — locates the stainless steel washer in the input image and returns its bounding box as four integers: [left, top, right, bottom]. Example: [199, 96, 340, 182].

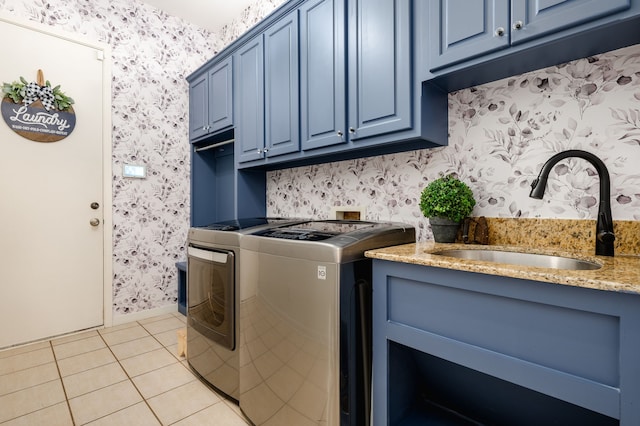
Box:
[186, 218, 306, 401]
[238, 220, 415, 425]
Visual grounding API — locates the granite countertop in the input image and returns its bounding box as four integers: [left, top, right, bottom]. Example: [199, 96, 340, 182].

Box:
[365, 242, 640, 295]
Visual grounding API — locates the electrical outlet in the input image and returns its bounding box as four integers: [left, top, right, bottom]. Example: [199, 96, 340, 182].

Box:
[330, 206, 366, 220]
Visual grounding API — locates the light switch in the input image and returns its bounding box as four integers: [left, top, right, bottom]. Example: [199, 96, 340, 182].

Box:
[123, 164, 146, 178]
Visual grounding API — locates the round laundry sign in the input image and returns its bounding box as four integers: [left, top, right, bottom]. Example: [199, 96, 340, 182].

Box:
[1, 72, 76, 143]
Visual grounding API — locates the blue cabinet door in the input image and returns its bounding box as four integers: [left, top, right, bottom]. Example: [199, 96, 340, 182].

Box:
[348, 0, 413, 142]
[429, 0, 630, 71]
[299, 0, 347, 151]
[189, 72, 209, 141]
[235, 36, 265, 164]
[208, 56, 234, 134]
[429, 0, 510, 71]
[264, 11, 300, 158]
[511, 0, 630, 44]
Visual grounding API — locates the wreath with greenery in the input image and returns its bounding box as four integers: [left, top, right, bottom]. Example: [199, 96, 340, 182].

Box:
[2, 76, 75, 111]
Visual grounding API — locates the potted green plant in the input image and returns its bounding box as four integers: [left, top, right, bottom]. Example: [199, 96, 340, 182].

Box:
[420, 174, 476, 243]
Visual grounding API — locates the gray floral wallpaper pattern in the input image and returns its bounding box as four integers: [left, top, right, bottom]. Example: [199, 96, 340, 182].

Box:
[217, 0, 285, 48]
[267, 43, 640, 242]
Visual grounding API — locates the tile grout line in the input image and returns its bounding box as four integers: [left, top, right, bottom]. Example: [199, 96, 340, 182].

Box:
[92, 321, 165, 426]
[95, 317, 206, 424]
[50, 340, 77, 426]
[139, 317, 232, 425]
[139, 320, 218, 425]
[2, 314, 234, 426]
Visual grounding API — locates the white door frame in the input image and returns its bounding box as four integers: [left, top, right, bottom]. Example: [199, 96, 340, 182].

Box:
[0, 13, 114, 328]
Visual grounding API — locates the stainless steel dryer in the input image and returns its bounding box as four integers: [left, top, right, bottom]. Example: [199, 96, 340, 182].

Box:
[238, 220, 415, 425]
[186, 218, 306, 401]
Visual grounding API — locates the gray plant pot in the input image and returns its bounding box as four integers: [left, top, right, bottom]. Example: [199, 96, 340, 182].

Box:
[429, 217, 460, 243]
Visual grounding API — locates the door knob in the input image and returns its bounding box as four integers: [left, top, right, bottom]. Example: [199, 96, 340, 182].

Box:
[90, 202, 100, 210]
[89, 218, 100, 227]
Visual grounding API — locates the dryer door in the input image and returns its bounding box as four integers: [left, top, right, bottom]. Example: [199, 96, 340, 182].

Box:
[187, 246, 235, 350]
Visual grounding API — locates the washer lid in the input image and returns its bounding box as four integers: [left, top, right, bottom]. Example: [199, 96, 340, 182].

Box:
[251, 220, 379, 241]
[199, 217, 301, 231]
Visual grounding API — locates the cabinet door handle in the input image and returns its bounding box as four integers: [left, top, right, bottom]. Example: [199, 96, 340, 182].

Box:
[495, 27, 505, 37]
[263, 147, 269, 153]
[337, 130, 344, 137]
[256, 148, 263, 154]
[512, 20, 523, 30]
[349, 127, 356, 134]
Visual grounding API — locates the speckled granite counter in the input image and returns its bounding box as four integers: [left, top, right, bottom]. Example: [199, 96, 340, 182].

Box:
[365, 242, 640, 294]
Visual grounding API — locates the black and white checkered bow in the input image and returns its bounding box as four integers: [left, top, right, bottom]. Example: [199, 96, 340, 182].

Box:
[23, 82, 55, 111]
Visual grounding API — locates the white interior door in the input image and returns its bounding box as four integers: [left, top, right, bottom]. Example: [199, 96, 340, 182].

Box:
[0, 18, 107, 348]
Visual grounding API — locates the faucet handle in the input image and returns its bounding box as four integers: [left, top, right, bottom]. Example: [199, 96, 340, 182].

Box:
[597, 230, 615, 244]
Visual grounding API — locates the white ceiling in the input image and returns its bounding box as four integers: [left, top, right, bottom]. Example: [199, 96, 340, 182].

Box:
[141, 0, 256, 32]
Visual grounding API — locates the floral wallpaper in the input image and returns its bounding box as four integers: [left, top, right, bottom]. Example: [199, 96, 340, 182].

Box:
[267, 43, 640, 242]
[0, 0, 220, 316]
[217, 0, 286, 47]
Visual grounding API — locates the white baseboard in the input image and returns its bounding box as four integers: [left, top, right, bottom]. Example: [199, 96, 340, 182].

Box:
[111, 304, 179, 326]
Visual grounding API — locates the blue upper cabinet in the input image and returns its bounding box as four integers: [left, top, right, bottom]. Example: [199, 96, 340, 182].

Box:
[428, 0, 638, 89]
[294, 0, 447, 166]
[236, 10, 301, 165]
[235, 36, 265, 163]
[348, 0, 413, 143]
[208, 58, 234, 134]
[429, 0, 509, 71]
[192, 0, 448, 170]
[299, 0, 347, 151]
[189, 72, 209, 141]
[264, 12, 300, 158]
[510, 0, 631, 45]
[188, 56, 234, 142]
[430, 0, 630, 71]
[300, 0, 414, 149]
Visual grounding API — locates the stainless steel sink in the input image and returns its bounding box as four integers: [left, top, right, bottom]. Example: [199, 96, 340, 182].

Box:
[432, 249, 602, 270]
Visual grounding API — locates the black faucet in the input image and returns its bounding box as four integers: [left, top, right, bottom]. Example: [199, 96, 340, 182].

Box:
[529, 150, 615, 256]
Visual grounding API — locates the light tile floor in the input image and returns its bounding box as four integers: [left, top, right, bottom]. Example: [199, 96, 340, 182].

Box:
[0, 312, 250, 425]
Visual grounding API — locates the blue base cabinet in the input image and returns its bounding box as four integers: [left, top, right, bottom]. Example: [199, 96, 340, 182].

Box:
[176, 261, 186, 315]
[372, 260, 640, 425]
